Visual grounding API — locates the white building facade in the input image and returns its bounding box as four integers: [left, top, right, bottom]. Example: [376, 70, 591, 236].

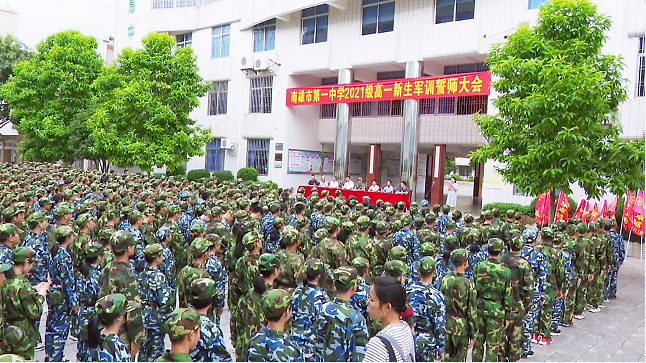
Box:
[115, 0, 645, 205]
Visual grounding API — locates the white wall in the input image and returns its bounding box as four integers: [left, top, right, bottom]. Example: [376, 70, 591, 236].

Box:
[0, 9, 17, 36]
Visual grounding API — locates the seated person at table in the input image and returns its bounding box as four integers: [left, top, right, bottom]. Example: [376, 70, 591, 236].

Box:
[319, 175, 329, 187]
[342, 176, 355, 190]
[396, 181, 410, 195]
[382, 180, 394, 193]
[368, 180, 380, 192]
[308, 175, 319, 186]
[355, 177, 366, 191]
[329, 176, 340, 188]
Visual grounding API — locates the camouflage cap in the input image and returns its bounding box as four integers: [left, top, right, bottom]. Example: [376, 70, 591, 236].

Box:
[281, 226, 300, 246]
[401, 214, 413, 226]
[340, 221, 355, 232]
[242, 232, 262, 250]
[388, 246, 408, 262]
[375, 221, 388, 234]
[450, 248, 469, 266]
[313, 228, 328, 242]
[0, 263, 11, 273]
[334, 266, 358, 289]
[425, 212, 437, 224]
[420, 242, 436, 256]
[38, 197, 52, 206]
[272, 217, 286, 228]
[155, 226, 172, 242]
[565, 224, 577, 235]
[262, 289, 293, 320]
[190, 277, 217, 300]
[522, 228, 538, 243]
[589, 221, 600, 231]
[164, 308, 201, 341]
[2, 207, 18, 221]
[357, 215, 371, 229]
[75, 213, 94, 228]
[296, 216, 310, 229]
[304, 258, 329, 274]
[325, 217, 340, 231]
[54, 204, 73, 216]
[541, 227, 555, 238]
[27, 211, 48, 224]
[259, 253, 280, 273]
[12, 247, 36, 264]
[190, 222, 205, 234]
[444, 235, 460, 251]
[384, 260, 408, 276]
[510, 233, 526, 250]
[0, 223, 17, 236]
[576, 223, 588, 234]
[418, 256, 437, 274]
[190, 238, 212, 258]
[96, 293, 137, 318]
[351, 257, 370, 270]
[204, 233, 222, 245]
[483, 210, 494, 220]
[553, 232, 565, 245]
[168, 205, 181, 214]
[488, 238, 504, 253]
[83, 242, 104, 260]
[506, 209, 515, 217]
[110, 230, 136, 254]
[446, 219, 457, 229]
[144, 243, 164, 259]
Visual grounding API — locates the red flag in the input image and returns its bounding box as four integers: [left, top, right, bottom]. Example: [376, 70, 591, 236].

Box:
[534, 192, 548, 225]
[555, 192, 571, 222]
[600, 200, 608, 220]
[589, 202, 601, 222]
[608, 195, 619, 220]
[572, 199, 587, 220]
[623, 192, 636, 231]
[542, 190, 552, 225]
[630, 190, 645, 237]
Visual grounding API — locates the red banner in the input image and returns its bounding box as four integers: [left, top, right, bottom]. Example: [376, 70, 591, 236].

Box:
[589, 202, 601, 222]
[623, 192, 636, 231]
[631, 190, 645, 236]
[286, 71, 491, 106]
[555, 192, 571, 222]
[600, 200, 608, 220]
[572, 199, 587, 220]
[534, 191, 551, 226]
[300, 185, 410, 207]
[608, 195, 619, 221]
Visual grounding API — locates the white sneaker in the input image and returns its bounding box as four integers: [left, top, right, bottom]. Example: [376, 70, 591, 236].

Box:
[70, 335, 78, 342]
[574, 314, 585, 320]
[589, 307, 601, 313]
[600, 304, 607, 308]
[35, 343, 45, 351]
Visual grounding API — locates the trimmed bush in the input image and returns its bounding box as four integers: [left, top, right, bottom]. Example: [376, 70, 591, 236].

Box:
[212, 170, 234, 183]
[237, 167, 258, 182]
[450, 173, 460, 180]
[482, 202, 532, 216]
[187, 169, 210, 181]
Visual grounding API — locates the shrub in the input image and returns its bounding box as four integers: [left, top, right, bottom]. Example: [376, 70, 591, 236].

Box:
[166, 165, 185, 176]
[237, 167, 258, 182]
[482, 202, 532, 216]
[187, 169, 210, 181]
[450, 173, 460, 180]
[212, 170, 234, 183]
[153, 173, 165, 179]
[467, 176, 474, 182]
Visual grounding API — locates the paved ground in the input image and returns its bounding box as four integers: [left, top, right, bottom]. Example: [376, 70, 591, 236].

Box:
[36, 256, 644, 362]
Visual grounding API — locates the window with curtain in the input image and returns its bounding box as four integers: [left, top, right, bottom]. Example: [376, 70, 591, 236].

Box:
[637, 37, 645, 97]
[362, 0, 395, 35]
[302, 5, 329, 45]
[208, 81, 228, 115]
[206, 139, 224, 171]
[212, 24, 231, 58]
[436, 0, 475, 24]
[253, 19, 276, 52]
[249, 77, 273, 113]
[247, 139, 270, 175]
[176, 32, 192, 48]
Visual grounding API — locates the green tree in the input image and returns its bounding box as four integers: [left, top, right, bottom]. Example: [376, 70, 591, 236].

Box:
[0, 30, 103, 162]
[470, 0, 645, 222]
[89, 32, 211, 173]
[445, 156, 456, 175]
[0, 35, 31, 126]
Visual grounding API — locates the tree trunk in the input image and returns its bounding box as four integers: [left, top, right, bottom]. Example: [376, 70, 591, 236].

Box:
[549, 189, 557, 224]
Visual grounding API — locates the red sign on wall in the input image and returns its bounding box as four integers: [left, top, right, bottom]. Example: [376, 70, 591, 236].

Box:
[286, 71, 491, 106]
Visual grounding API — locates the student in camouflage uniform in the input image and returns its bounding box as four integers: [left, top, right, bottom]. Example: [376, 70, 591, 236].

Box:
[0, 248, 49, 361]
[203, 233, 227, 325]
[573, 223, 592, 319]
[0, 223, 20, 264]
[188, 278, 231, 362]
[248, 289, 304, 362]
[550, 232, 570, 335]
[501, 233, 534, 362]
[155, 308, 202, 362]
[177, 238, 212, 308]
[345, 216, 376, 272]
[313, 266, 369, 362]
[440, 248, 478, 362]
[77, 242, 104, 362]
[534, 227, 564, 345]
[291, 258, 329, 361]
[139, 243, 176, 362]
[276, 226, 305, 290]
[371, 221, 393, 278]
[590, 221, 614, 310]
[605, 219, 625, 300]
[350, 257, 371, 325]
[406, 256, 446, 361]
[99, 230, 145, 358]
[155, 226, 177, 288]
[46, 225, 80, 361]
[519, 228, 548, 358]
[21, 211, 51, 286]
[560, 226, 578, 327]
[472, 238, 512, 362]
[86, 294, 136, 362]
[392, 214, 421, 267]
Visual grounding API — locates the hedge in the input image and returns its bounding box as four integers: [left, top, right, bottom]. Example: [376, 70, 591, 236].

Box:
[212, 170, 234, 183]
[237, 167, 258, 181]
[187, 169, 211, 181]
[482, 202, 532, 215]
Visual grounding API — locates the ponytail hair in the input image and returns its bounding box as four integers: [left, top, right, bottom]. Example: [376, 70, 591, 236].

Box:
[87, 315, 102, 348]
[253, 264, 279, 294]
[373, 276, 414, 327]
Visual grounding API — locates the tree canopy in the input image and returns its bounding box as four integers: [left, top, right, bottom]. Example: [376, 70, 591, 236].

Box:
[470, 0, 645, 202]
[89, 32, 212, 172]
[0, 35, 31, 126]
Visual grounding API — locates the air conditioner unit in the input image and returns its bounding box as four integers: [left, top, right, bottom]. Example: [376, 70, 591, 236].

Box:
[241, 55, 254, 69]
[220, 138, 235, 149]
[254, 57, 270, 71]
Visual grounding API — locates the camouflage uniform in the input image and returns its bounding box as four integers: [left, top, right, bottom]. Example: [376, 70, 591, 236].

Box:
[0, 250, 44, 360]
[535, 228, 565, 340]
[21, 212, 51, 285]
[606, 226, 625, 299]
[519, 229, 548, 356]
[156, 308, 202, 362]
[155, 227, 177, 288]
[392, 215, 421, 267]
[87, 294, 134, 363]
[313, 267, 369, 362]
[406, 256, 446, 361]
[440, 249, 478, 362]
[276, 226, 305, 289]
[248, 289, 304, 362]
[77, 244, 103, 362]
[291, 259, 329, 360]
[472, 239, 512, 362]
[189, 279, 231, 362]
[176, 238, 212, 308]
[371, 222, 393, 278]
[230, 232, 262, 350]
[561, 232, 578, 326]
[203, 235, 227, 320]
[574, 225, 594, 316]
[139, 244, 176, 362]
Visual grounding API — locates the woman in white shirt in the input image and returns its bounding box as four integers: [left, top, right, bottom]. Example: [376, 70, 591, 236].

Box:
[328, 176, 340, 188]
[364, 276, 416, 362]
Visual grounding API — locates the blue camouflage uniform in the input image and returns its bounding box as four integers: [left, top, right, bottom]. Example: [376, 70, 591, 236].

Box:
[77, 263, 102, 361]
[392, 228, 421, 266]
[22, 231, 51, 285]
[46, 245, 80, 361]
[433, 257, 454, 290]
[519, 243, 548, 355]
[129, 226, 146, 270]
[313, 297, 369, 362]
[288, 214, 299, 228]
[248, 327, 305, 362]
[308, 212, 322, 238]
[261, 213, 277, 253]
[118, 219, 131, 231]
[0, 244, 11, 264]
[88, 333, 132, 362]
[177, 212, 193, 241]
[291, 283, 329, 359]
[191, 314, 232, 362]
[138, 266, 175, 362]
[435, 215, 450, 235]
[205, 254, 228, 324]
[406, 280, 446, 361]
[350, 278, 370, 325]
[605, 231, 625, 299]
[465, 246, 488, 280]
[159, 243, 177, 288]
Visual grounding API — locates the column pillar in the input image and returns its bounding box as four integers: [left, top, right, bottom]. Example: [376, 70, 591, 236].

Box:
[333, 68, 353, 180]
[367, 144, 382, 186]
[399, 61, 423, 196]
[429, 144, 446, 206]
[473, 162, 484, 198]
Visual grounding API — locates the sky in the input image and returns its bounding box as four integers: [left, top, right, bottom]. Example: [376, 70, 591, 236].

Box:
[1, 0, 117, 48]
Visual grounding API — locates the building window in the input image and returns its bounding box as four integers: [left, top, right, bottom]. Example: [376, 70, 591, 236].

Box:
[436, 0, 475, 24]
[420, 96, 487, 115]
[438, 97, 456, 114]
[253, 19, 276, 52]
[302, 5, 329, 45]
[206, 139, 224, 171]
[528, 0, 547, 9]
[212, 24, 230, 58]
[176, 33, 192, 48]
[352, 102, 377, 117]
[250, 77, 273, 113]
[375, 71, 404, 116]
[247, 139, 270, 176]
[513, 185, 530, 196]
[420, 98, 435, 114]
[320, 77, 337, 119]
[362, 0, 395, 35]
[208, 81, 228, 115]
[444, 63, 488, 74]
[175, 0, 196, 6]
[637, 37, 645, 97]
[153, 0, 174, 8]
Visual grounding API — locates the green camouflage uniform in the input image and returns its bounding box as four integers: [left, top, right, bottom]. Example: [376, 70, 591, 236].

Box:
[0, 274, 44, 360]
[155, 308, 201, 362]
[573, 226, 592, 316]
[535, 228, 565, 339]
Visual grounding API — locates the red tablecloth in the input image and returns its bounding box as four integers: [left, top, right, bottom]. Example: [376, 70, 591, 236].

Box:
[300, 185, 410, 207]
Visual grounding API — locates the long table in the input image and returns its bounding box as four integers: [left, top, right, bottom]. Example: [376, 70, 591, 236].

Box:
[300, 185, 410, 207]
